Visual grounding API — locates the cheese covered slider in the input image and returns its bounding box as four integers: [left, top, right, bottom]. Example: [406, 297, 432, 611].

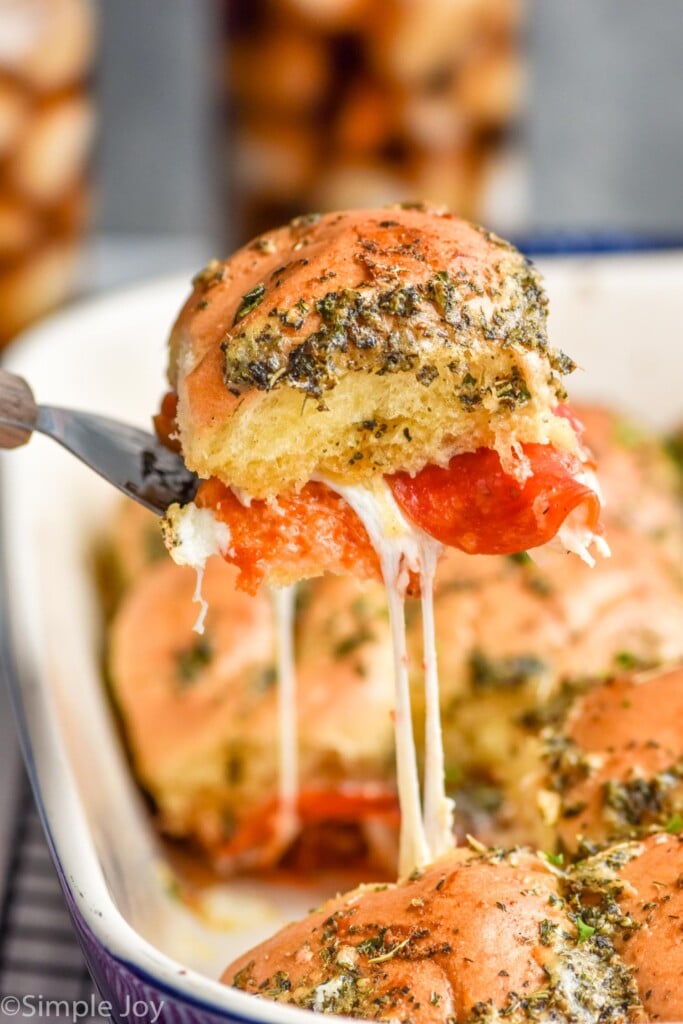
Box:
[156, 205, 608, 877]
[542, 664, 683, 856]
[224, 847, 640, 1023]
[573, 833, 683, 1021]
[158, 205, 603, 595]
[109, 559, 398, 874]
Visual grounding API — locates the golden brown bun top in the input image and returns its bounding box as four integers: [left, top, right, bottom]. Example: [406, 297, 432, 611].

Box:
[551, 665, 683, 853]
[171, 204, 554, 401]
[615, 834, 683, 1020]
[576, 834, 683, 1021]
[224, 848, 640, 1021]
[170, 205, 577, 495]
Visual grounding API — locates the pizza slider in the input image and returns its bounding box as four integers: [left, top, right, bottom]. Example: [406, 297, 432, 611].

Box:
[224, 846, 640, 1022]
[413, 531, 683, 854]
[422, 402, 683, 851]
[156, 204, 607, 876]
[541, 664, 683, 856]
[158, 204, 604, 596]
[108, 558, 399, 875]
[574, 833, 683, 1021]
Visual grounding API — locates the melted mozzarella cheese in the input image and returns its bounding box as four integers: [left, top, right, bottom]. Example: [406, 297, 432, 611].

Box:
[544, 466, 611, 567]
[161, 502, 231, 632]
[312, 975, 355, 1012]
[163, 503, 301, 854]
[322, 477, 451, 876]
[162, 452, 606, 879]
[272, 584, 299, 848]
[419, 542, 455, 857]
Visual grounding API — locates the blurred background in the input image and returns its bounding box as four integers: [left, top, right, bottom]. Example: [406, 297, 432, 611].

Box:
[2, 0, 683, 347]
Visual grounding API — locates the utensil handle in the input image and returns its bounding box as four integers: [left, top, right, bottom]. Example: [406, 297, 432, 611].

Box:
[0, 369, 38, 448]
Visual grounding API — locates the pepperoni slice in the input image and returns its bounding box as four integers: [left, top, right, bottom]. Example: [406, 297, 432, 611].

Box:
[213, 787, 399, 864]
[297, 787, 400, 825]
[186, 398, 601, 579]
[387, 444, 601, 555]
[195, 478, 380, 594]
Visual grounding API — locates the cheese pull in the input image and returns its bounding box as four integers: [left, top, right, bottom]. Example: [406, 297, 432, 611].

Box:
[157, 207, 608, 879]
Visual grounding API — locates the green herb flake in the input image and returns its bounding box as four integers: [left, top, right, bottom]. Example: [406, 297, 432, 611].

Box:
[175, 636, 213, 685]
[332, 629, 375, 659]
[367, 936, 411, 964]
[232, 960, 255, 990]
[603, 764, 683, 828]
[233, 283, 266, 325]
[543, 851, 565, 868]
[356, 931, 386, 957]
[508, 551, 532, 566]
[614, 650, 646, 671]
[494, 368, 531, 408]
[266, 970, 291, 997]
[192, 259, 225, 290]
[469, 650, 548, 691]
[417, 364, 439, 387]
[666, 813, 683, 834]
[575, 917, 596, 943]
[551, 349, 576, 376]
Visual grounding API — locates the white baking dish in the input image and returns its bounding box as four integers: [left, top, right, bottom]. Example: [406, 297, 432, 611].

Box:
[1, 254, 681, 1020]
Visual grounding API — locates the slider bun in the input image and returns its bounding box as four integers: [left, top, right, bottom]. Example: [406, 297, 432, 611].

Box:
[546, 665, 683, 854]
[108, 558, 276, 844]
[170, 205, 578, 498]
[612, 833, 683, 1021]
[576, 834, 683, 1020]
[108, 558, 396, 870]
[224, 848, 637, 1019]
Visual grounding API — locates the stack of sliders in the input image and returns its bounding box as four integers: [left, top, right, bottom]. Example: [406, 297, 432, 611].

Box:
[109, 206, 683, 1020]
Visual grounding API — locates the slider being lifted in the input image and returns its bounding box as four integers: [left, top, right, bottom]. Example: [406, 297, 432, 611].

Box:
[159, 205, 604, 591]
[157, 204, 607, 876]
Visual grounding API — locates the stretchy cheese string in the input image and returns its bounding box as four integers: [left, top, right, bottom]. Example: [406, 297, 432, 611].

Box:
[324, 477, 441, 875]
[165, 454, 607, 874]
[380, 546, 431, 875]
[419, 541, 455, 857]
[273, 584, 299, 846]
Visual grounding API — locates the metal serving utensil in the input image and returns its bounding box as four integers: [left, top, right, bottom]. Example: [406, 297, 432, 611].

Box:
[0, 368, 198, 514]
